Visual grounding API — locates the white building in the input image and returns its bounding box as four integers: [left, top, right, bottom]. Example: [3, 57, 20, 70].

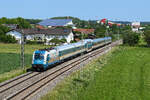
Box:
[6, 28, 74, 44]
[6, 30, 22, 44]
[131, 22, 140, 32]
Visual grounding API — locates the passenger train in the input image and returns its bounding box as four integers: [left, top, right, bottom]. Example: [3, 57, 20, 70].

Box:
[32, 37, 112, 71]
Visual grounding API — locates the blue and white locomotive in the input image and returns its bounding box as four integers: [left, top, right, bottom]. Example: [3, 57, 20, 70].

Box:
[32, 37, 112, 71]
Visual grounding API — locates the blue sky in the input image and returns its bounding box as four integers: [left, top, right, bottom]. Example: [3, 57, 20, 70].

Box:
[0, 0, 149, 21]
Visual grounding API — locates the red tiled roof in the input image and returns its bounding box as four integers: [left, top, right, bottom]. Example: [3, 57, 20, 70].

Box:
[73, 29, 95, 34]
[36, 25, 46, 29]
[100, 18, 107, 24]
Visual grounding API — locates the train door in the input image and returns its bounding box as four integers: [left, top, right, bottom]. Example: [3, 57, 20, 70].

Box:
[46, 54, 50, 64]
[55, 49, 60, 61]
[86, 42, 92, 52]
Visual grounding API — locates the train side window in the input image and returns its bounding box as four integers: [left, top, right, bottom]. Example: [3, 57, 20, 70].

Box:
[59, 51, 62, 56]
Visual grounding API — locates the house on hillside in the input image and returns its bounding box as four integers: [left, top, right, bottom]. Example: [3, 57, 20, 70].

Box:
[3, 24, 19, 29]
[38, 19, 75, 28]
[131, 22, 140, 32]
[6, 28, 74, 44]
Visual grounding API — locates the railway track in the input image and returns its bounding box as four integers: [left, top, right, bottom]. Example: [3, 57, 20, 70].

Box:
[0, 40, 122, 100]
[0, 72, 40, 93]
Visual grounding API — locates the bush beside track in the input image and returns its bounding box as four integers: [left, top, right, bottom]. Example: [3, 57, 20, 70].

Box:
[41, 46, 150, 100]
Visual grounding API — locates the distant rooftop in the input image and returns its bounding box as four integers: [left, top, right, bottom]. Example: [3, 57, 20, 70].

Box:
[38, 19, 73, 26]
[3, 24, 19, 29]
[15, 28, 72, 35]
[73, 29, 95, 34]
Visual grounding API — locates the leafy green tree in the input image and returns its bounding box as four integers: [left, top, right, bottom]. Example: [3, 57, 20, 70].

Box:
[0, 17, 7, 24]
[49, 38, 61, 45]
[70, 40, 76, 43]
[0, 17, 32, 43]
[16, 17, 31, 29]
[143, 25, 150, 31]
[109, 24, 119, 34]
[60, 38, 67, 43]
[25, 19, 42, 24]
[26, 40, 39, 44]
[123, 31, 139, 46]
[0, 25, 13, 43]
[0, 17, 31, 29]
[0, 24, 10, 35]
[0, 34, 17, 43]
[73, 31, 89, 40]
[94, 25, 106, 38]
[121, 25, 132, 32]
[144, 30, 150, 47]
[80, 33, 88, 39]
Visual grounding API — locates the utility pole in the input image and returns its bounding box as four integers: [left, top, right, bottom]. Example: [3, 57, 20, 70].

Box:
[21, 29, 25, 69]
[105, 26, 108, 37]
[81, 32, 84, 57]
[105, 19, 109, 38]
[116, 19, 120, 40]
[105, 25, 109, 43]
[118, 26, 120, 40]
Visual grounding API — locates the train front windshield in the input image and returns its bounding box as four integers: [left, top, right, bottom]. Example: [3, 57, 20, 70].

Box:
[34, 53, 44, 60]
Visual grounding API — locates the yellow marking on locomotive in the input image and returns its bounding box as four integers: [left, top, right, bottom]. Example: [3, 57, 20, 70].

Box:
[48, 57, 59, 63]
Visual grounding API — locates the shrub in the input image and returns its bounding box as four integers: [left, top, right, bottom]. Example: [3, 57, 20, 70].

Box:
[70, 40, 76, 43]
[0, 34, 17, 43]
[60, 38, 67, 43]
[144, 30, 150, 47]
[26, 40, 37, 44]
[26, 40, 44, 44]
[109, 33, 118, 41]
[123, 32, 139, 46]
[49, 38, 61, 45]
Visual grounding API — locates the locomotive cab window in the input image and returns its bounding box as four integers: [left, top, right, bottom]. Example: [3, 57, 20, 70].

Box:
[34, 53, 44, 60]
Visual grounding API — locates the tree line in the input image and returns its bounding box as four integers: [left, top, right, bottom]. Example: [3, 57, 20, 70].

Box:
[122, 29, 150, 47]
[0, 17, 31, 43]
[1, 16, 150, 46]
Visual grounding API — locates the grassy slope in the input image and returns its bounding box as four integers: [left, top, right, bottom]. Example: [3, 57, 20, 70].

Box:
[81, 46, 150, 100]
[0, 43, 51, 82]
[41, 46, 150, 100]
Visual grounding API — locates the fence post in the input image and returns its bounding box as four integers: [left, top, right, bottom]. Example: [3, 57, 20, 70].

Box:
[21, 30, 25, 69]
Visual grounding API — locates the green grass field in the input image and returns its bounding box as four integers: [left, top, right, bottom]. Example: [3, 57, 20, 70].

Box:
[0, 43, 51, 82]
[41, 46, 150, 100]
